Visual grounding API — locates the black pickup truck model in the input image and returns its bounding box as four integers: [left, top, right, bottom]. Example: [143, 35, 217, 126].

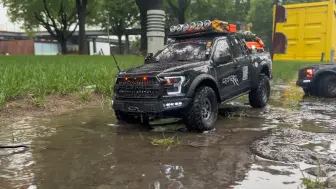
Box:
[296, 64, 336, 98]
[112, 20, 273, 132]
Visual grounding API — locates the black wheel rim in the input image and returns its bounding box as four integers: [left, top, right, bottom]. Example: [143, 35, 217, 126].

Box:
[201, 98, 212, 120]
[328, 82, 336, 93]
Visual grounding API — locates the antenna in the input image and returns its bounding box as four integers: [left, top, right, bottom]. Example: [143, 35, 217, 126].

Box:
[111, 53, 121, 72]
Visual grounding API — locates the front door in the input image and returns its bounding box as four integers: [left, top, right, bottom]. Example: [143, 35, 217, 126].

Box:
[213, 39, 240, 99]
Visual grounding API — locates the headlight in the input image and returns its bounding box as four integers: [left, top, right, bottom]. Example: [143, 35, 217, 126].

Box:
[164, 76, 185, 95]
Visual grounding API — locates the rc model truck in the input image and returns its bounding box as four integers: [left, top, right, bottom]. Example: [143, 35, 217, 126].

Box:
[296, 63, 336, 98]
[112, 20, 273, 132]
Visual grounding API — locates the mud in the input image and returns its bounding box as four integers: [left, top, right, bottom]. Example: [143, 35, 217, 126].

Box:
[1, 84, 336, 189]
[0, 93, 104, 125]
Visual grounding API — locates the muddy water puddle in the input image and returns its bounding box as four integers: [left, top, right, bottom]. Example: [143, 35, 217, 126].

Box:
[1, 84, 336, 189]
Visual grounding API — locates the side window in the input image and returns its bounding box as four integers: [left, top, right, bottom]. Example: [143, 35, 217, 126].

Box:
[230, 38, 244, 58]
[213, 40, 230, 60]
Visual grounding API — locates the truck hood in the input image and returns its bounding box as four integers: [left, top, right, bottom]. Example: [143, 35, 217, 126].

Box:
[119, 60, 210, 76]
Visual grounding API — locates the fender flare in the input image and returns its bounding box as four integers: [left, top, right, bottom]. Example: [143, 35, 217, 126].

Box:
[251, 61, 271, 88]
[312, 70, 336, 84]
[186, 74, 221, 101]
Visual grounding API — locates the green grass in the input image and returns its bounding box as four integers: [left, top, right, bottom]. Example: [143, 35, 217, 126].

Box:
[0, 55, 142, 104]
[272, 60, 318, 83]
[0, 56, 323, 105]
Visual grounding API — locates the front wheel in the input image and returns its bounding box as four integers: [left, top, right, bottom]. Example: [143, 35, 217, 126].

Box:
[183, 86, 218, 132]
[248, 75, 270, 108]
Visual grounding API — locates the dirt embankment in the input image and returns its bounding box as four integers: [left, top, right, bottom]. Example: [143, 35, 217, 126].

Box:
[0, 93, 105, 125]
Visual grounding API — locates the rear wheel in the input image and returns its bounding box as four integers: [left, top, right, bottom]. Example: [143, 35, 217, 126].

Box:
[183, 86, 218, 132]
[248, 75, 270, 108]
[317, 74, 336, 98]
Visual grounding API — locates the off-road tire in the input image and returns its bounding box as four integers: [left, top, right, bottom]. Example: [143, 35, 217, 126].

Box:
[115, 111, 150, 126]
[183, 86, 218, 132]
[249, 75, 270, 108]
[317, 74, 336, 98]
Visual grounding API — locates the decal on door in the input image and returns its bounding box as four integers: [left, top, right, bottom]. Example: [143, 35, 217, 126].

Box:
[242, 66, 248, 81]
[222, 75, 239, 86]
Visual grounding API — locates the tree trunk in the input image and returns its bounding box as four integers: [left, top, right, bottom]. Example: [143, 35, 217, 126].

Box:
[117, 35, 123, 54]
[125, 35, 130, 54]
[59, 40, 68, 54]
[178, 12, 185, 24]
[139, 9, 147, 55]
[77, 0, 88, 54]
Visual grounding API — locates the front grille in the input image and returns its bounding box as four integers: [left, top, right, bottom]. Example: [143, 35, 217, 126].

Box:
[115, 76, 161, 99]
[116, 77, 159, 85]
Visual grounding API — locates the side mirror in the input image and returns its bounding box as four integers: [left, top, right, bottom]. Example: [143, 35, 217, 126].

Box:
[214, 54, 232, 63]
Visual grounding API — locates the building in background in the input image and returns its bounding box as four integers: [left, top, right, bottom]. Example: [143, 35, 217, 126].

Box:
[0, 39, 59, 55]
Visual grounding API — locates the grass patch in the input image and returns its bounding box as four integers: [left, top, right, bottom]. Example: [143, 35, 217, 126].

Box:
[0, 55, 142, 105]
[0, 56, 323, 105]
[150, 133, 180, 147]
[272, 60, 318, 83]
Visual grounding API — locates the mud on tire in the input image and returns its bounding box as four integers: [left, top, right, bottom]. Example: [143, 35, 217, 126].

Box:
[248, 75, 270, 108]
[183, 86, 218, 132]
[317, 74, 336, 98]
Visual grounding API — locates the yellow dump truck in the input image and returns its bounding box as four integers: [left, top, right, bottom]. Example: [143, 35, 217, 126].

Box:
[273, 0, 336, 62]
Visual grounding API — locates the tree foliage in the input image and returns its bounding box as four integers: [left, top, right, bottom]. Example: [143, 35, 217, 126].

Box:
[2, 0, 78, 54]
[97, 0, 139, 54]
[75, 0, 100, 54]
[166, 0, 191, 24]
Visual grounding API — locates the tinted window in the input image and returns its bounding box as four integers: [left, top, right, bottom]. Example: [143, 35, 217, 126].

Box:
[214, 40, 230, 60]
[230, 38, 244, 57]
[153, 40, 209, 62]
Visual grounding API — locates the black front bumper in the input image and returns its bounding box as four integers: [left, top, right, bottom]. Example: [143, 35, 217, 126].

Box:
[296, 79, 314, 89]
[112, 97, 192, 114]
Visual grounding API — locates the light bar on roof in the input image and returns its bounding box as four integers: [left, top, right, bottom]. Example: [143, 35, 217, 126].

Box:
[196, 21, 203, 28]
[168, 20, 237, 34]
[170, 25, 176, 33]
[190, 22, 196, 29]
[176, 24, 183, 32]
[204, 20, 212, 27]
[182, 24, 189, 31]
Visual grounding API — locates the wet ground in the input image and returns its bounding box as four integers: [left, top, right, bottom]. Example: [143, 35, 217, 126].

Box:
[1, 84, 336, 189]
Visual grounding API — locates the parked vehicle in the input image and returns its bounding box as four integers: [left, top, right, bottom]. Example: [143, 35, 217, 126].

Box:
[112, 20, 273, 132]
[296, 64, 336, 98]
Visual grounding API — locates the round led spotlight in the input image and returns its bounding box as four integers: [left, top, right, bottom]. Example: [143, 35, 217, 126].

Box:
[176, 24, 183, 32]
[204, 20, 212, 27]
[182, 24, 189, 31]
[170, 25, 176, 32]
[196, 21, 204, 28]
[189, 22, 196, 29]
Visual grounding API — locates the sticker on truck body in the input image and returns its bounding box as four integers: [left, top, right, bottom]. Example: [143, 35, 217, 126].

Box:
[242, 66, 248, 81]
[222, 75, 239, 86]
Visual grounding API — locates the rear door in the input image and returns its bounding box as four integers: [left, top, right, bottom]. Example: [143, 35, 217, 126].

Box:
[227, 37, 251, 93]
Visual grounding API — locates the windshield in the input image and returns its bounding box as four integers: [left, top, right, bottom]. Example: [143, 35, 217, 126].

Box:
[153, 40, 210, 62]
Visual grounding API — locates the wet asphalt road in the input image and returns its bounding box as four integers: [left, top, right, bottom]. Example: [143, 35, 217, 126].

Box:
[1, 84, 336, 189]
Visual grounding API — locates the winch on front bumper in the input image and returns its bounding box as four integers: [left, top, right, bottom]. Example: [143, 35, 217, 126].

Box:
[112, 75, 191, 115]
